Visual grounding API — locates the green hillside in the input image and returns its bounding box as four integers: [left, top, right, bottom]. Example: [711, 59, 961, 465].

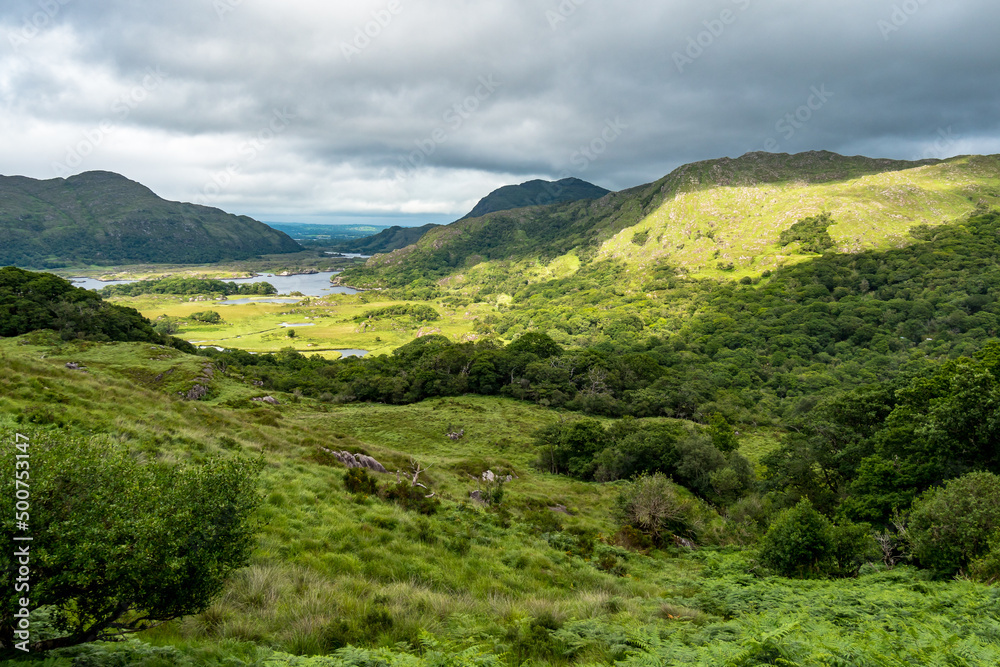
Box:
[342, 152, 1000, 289]
[460, 177, 611, 220]
[0, 171, 302, 268]
[4, 330, 1000, 665]
[332, 223, 440, 255]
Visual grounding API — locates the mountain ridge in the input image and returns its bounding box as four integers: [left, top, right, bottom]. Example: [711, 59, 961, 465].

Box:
[341, 151, 1000, 289]
[0, 170, 302, 268]
[460, 176, 611, 220]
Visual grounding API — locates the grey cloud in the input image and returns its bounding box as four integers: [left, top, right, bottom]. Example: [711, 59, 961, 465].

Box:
[1, 0, 999, 221]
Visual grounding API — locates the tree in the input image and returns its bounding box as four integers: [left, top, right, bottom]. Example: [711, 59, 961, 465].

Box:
[906, 471, 1000, 578]
[758, 499, 833, 578]
[1, 432, 262, 654]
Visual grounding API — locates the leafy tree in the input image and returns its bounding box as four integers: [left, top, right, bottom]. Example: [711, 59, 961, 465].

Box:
[0, 433, 262, 653]
[905, 471, 1000, 578]
[758, 499, 833, 578]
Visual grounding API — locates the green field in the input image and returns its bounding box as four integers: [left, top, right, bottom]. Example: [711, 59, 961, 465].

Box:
[3, 336, 999, 665]
[114, 293, 490, 358]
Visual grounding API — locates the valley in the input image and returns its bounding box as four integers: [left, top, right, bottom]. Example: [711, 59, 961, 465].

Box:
[3, 152, 1000, 665]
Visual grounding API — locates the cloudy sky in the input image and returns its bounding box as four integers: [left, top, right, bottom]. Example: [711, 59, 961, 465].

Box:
[1, 0, 998, 225]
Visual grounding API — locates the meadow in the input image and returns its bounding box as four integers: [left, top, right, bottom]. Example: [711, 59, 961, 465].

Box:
[2, 335, 999, 666]
[107, 292, 490, 358]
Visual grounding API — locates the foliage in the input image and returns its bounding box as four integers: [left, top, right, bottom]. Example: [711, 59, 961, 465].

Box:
[0, 430, 262, 653]
[101, 278, 277, 297]
[612, 473, 702, 545]
[905, 471, 1000, 578]
[778, 212, 836, 253]
[758, 499, 876, 578]
[0, 266, 192, 352]
[343, 468, 378, 495]
[190, 310, 223, 324]
[354, 304, 440, 323]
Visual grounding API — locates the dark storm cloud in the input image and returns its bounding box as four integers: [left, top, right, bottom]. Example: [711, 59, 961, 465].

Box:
[1, 0, 998, 221]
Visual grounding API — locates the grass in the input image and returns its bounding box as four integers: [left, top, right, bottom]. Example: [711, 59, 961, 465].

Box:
[600, 155, 1000, 280]
[3, 335, 999, 665]
[113, 293, 493, 357]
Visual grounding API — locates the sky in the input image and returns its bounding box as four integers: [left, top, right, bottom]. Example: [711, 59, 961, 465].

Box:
[1, 0, 998, 226]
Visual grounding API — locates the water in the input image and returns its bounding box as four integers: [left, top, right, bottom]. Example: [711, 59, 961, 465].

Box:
[334, 349, 369, 358]
[70, 277, 136, 290]
[70, 271, 358, 297]
[325, 252, 371, 259]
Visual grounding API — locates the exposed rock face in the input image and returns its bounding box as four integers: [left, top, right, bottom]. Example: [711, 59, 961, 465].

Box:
[251, 395, 280, 405]
[183, 384, 209, 401]
[323, 448, 387, 473]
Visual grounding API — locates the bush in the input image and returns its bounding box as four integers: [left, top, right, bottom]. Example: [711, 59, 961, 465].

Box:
[906, 471, 1000, 578]
[344, 468, 378, 495]
[758, 499, 833, 578]
[613, 473, 700, 546]
[757, 499, 876, 578]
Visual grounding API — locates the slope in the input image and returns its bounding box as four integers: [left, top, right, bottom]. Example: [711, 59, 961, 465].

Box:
[0, 171, 302, 268]
[332, 223, 440, 254]
[341, 151, 1000, 289]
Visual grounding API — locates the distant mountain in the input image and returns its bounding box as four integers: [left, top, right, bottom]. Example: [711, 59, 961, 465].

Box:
[460, 177, 611, 220]
[332, 223, 440, 255]
[0, 171, 301, 268]
[341, 151, 1000, 288]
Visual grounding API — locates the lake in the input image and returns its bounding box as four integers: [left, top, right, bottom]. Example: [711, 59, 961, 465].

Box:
[70, 271, 359, 297]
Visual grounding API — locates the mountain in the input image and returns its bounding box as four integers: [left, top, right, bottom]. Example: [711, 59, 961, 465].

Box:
[332, 223, 440, 254]
[0, 171, 302, 268]
[341, 151, 1000, 288]
[460, 177, 611, 219]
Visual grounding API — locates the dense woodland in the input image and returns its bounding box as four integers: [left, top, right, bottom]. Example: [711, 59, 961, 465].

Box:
[100, 277, 278, 297]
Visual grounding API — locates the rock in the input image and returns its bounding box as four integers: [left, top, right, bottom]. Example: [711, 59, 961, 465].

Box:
[322, 448, 387, 473]
[251, 395, 280, 405]
[469, 490, 484, 502]
[672, 535, 697, 550]
[65, 362, 82, 370]
[548, 504, 572, 515]
[482, 469, 513, 483]
[182, 384, 209, 401]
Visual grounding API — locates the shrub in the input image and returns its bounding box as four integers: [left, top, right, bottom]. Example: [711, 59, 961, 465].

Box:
[906, 471, 1000, 578]
[757, 502, 875, 578]
[344, 468, 378, 495]
[613, 473, 699, 545]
